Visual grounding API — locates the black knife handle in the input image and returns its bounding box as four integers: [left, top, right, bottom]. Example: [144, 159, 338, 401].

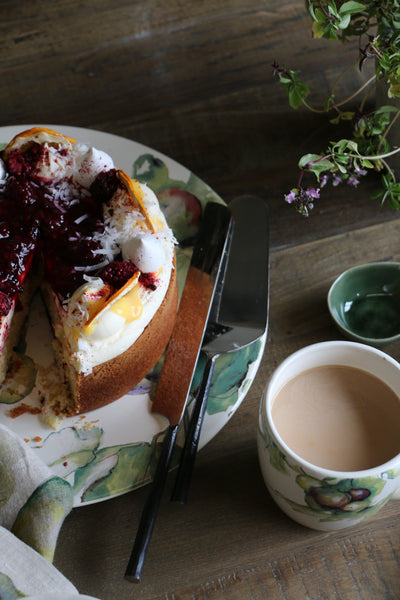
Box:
[171, 354, 217, 504]
[125, 423, 178, 583]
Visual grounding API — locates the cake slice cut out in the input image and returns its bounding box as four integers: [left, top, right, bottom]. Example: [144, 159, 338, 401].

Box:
[0, 127, 178, 423]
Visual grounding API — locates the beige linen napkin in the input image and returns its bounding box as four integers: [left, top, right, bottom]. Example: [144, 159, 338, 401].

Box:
[0, 526, 78, 597]
[0, 423, 77, 597]
[0, 423, 74, 561]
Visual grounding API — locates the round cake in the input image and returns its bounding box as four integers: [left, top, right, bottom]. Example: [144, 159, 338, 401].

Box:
[0, 127, 178, 418]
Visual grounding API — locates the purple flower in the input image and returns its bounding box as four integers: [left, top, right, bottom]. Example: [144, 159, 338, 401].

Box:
[354, 165, 367, 177]
[348, 176, 360, 186]
[320, 174, 329, 187]
[332, 173, 343, 186]
[308, 188, 320, 199]
[284, 186, 320, 216]
[285, 189, 297, 204]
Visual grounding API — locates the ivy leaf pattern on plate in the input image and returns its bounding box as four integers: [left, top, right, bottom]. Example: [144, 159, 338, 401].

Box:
[0, 354, 36, 405]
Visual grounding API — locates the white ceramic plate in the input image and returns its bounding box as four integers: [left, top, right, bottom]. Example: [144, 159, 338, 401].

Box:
[0, 125, 266, 506]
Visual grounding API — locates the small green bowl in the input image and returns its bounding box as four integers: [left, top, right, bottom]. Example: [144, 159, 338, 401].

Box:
[328, 262, 400, 347]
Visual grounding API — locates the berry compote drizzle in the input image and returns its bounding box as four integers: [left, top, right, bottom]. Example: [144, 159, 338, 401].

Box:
[0, 144, 123, 316]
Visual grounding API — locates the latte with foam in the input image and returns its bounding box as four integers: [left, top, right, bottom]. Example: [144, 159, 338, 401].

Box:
[272, 365, 400, 471]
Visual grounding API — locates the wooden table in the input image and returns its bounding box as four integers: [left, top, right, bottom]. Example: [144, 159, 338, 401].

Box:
[1, 1, 400, 598]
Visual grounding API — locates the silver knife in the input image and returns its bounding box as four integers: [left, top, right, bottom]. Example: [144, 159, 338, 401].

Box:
[171, 195, 270, 503]
[125, 200, 233, 583]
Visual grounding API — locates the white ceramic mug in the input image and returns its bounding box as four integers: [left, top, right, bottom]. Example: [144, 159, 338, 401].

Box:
[257, 341, 400, 531]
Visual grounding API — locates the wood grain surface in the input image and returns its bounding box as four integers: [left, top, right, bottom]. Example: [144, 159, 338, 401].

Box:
[0, 0, 392, 254]
[54, 219, 400, 600]
[1, 1, 400, 598]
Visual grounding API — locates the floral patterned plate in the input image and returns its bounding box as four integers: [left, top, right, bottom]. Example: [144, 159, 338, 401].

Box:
[0, 125, 266, 507]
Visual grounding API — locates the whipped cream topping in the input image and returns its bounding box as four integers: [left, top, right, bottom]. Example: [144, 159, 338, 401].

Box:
[27, 140, 114, 187]
[45, 142, 176, 374]
[0, 158, 7, 185]
[73, 144, 115, 188]
[33, 144, 114, 189]
[122, 233, 166, 272]
[33, 145, 73, 181]
[86, 310, 126, 341]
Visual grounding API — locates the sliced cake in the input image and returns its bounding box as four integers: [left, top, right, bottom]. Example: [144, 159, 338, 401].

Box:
[0, 127, 178, 417]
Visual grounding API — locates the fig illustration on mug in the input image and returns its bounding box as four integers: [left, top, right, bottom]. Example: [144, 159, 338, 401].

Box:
[259, 423, 400, 525]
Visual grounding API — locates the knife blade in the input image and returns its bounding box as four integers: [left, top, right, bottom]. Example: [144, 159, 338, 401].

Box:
[125, 200, 233, 583]
[171, 194, 270, 503]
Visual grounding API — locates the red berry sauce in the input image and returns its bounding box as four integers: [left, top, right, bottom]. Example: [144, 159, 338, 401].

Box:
[0, 149, 129, 316]
[101, 261, 138, 290]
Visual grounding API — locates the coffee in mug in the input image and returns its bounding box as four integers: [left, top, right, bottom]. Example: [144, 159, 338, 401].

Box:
[272, 364, 400, 471]
[257, 341, 400, 531]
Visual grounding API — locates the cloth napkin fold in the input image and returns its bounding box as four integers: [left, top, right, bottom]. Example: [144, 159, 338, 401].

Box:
[0, 423, 76, 597]
[0, 526, 78, 598]
[0, 423, 74, 561]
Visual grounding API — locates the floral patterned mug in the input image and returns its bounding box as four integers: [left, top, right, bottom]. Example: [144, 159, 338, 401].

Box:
[257, 341, 400, 531]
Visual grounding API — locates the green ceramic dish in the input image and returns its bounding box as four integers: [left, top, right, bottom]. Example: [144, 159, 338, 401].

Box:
[328, 262, 400, 347]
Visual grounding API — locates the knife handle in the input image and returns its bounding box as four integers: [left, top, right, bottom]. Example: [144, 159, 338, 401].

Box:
[125, 423, 178, 583]
[171, 354, 217, 504]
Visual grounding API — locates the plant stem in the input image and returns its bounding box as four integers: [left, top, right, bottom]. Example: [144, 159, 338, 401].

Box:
[359, 146, 400, 161]
[377, 107, 400, 153]
[334, 74, 376, 109]
[330, 58, 359, 97]
[302, 73, 376, 114]
[359, 76, 379, 113]
[301, 99, 327, 114]
[380, 158, 395, 181]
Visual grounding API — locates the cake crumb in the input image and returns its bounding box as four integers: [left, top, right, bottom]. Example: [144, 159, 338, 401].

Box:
[8, 403, 41, 418]
[79, 418, 100, 430]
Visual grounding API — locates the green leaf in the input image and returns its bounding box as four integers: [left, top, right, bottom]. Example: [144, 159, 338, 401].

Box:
[360, 158, 374, 168]
[298, 153, 334, 177]
[332, 138, 359, 154]
[313, 6, 328, 21]
[278, 69, 309, 108]
[338, 1, 366, 15]
[376, 105, 398, 116]
[337, 14, 352, 29]
[347, 140, 359, 152]
[298, 153, 323, 167]
[312, 20, 326, 39]
[324, 94, 335, 111]
[388, 83, 400, 98]
[336, 161, 348, 173]
[289, 86, 306, 108]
